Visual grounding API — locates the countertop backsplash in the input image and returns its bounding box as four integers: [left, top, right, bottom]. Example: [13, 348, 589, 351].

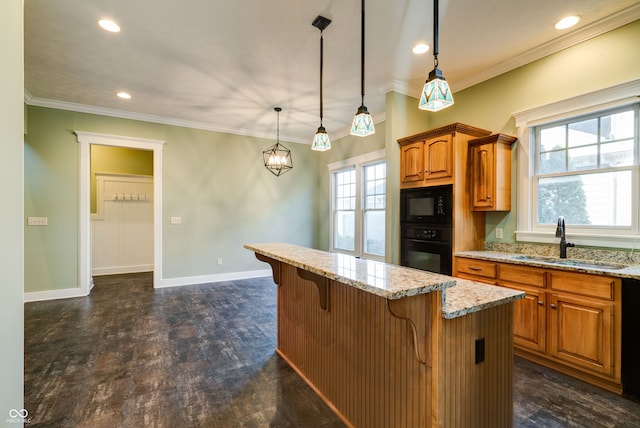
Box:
[484, 242, 640, 266]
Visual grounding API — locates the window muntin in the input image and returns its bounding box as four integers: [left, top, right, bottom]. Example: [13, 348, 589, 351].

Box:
[329, 152, 386, 260]
[363, 162, 386, 257]
[333, 169, 356, 252]
[535, 105, 638, 229]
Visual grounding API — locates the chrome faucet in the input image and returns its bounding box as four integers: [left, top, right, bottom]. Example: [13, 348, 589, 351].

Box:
[555, 216, 575, 258]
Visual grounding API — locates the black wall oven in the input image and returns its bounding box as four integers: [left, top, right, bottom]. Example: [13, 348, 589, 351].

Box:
[400, 185, 453, 275]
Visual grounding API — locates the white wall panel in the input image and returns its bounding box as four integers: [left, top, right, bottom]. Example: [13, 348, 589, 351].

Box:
[92, 173, 153, 275]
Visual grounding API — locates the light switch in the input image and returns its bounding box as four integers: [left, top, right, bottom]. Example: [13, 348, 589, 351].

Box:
[27, 217, 48, 226]
[170, 216, 182, 225]
[495, 228, 503, 239]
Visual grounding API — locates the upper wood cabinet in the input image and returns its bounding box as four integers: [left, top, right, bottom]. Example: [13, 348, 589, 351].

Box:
[399, 141, 424, 183]
[398, 123, 491, 189]
[469, 133, 517, 211]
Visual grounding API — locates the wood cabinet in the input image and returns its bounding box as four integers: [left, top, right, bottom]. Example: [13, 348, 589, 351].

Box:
[453, 257, 622, 393]
[497, 263, 547, 354]
[399, 141, 423, 183]
[548, 270, 617, 378]
[469, 133, 517, 211]
[398, 123, 490, 189]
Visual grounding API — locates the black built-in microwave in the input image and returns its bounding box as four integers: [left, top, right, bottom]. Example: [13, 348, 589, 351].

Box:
[400, 185, 452, 225]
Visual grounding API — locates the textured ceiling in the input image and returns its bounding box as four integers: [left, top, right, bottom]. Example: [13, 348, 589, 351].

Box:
[24, 0, 640, 144]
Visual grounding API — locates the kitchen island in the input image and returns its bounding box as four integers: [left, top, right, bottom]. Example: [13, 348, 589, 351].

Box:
[245, 243, 524, 428]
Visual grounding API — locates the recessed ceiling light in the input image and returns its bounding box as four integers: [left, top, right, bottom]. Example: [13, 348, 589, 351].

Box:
[98, 19, 121, 33]
[555, 16, 580, 30]
[412, 43, 430, 54]
[116, 92, 131, 99]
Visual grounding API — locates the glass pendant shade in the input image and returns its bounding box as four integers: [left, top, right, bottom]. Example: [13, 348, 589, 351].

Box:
[419, 68, 454, 112]
[311, 126, 331, 151]
[263, 142, 292, 176]
[350, 105, 375, 136]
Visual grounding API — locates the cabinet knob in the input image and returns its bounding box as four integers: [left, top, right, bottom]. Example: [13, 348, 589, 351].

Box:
[487, 195, 491, 200]
[550, 303, 557, 309]
[537, 301, 544, 306]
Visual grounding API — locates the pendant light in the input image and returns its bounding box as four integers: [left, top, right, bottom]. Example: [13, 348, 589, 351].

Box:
[350, 0, 375, 137]
[311, 16, 332, 151]
[419, 0, 454, 111]
[262, 107, 293, 176]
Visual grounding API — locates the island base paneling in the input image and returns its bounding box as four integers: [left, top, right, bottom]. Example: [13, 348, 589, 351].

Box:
[276, 262, 515, 428]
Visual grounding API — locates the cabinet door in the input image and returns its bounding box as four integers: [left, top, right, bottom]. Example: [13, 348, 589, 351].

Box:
[400, 141, 424, 183]
[424, 134, 452, 180]
[549, 293, 614, 377]
[471, 142, 495, 209]
[512, 286, 546, 353]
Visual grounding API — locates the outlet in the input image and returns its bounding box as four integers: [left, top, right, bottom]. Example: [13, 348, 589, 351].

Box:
[495, 228, 503, 239]
[475, 338, 485, 364]
[170, 216, 182, 225]
[217, 258, 223, 265]
[27, 217, 48, 226]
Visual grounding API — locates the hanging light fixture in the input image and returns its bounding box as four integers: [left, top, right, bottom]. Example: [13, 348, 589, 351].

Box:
[419, 0, 454, 112]
[350, 0, 375, 137]
[311, 15, 332, 151]
[262, 107, 293, 176]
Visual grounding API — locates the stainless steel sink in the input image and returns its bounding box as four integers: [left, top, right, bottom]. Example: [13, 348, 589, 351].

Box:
[510, 255, 628, 270]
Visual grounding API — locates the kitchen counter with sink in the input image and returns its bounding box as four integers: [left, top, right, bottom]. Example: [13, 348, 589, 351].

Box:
[454, 250, 640, 280]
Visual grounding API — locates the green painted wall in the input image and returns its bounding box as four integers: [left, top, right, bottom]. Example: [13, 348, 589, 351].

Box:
[90, 145, 154, 213]
[24, 106, 318, 291]
[1, 0, 24, 416]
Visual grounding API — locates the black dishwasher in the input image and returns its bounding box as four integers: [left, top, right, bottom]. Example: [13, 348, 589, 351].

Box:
[622, 278, 640, 401]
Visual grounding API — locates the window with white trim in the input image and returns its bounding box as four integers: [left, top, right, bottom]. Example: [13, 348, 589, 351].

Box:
[534, 105, 638, 231]
[513, 80, 640, 248]
[329, 150, 386, 260]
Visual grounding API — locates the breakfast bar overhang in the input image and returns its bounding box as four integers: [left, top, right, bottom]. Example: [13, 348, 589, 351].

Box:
[246, 243, 524, 428]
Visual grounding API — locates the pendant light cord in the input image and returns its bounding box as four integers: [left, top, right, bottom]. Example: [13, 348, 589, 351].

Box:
[360, 0, 365, 105]
[320, 30, 324, 126]
[433, 0, 439, 67]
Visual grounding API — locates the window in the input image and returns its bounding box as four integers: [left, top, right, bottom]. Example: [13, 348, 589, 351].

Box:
[534, 107, 637, 229]
[334, 169, 356, 252]
[329, 150, 386, 260]
[513, 79, 640, 248]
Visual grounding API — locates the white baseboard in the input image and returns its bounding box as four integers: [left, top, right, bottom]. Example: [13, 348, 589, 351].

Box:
[24, 269, 272, 302]
[155, 269, 272, 288]
[92, 264, 154, 276]
[24, 287, 88, 303]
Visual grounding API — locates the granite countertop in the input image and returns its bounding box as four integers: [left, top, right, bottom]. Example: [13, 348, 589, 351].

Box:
[454, 250, 640, 280]
[245, 243, 524, 319]
[442, 278, 524, 319]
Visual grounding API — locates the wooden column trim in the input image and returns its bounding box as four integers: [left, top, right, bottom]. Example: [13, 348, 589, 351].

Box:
[254, 253, 281, 285]
[296, 268, 330, 311]
[387, 293, 433, 365]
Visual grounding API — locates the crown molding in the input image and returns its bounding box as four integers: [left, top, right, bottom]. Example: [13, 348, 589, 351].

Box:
[24, 94, 310, 145]
[452, 3, 640, 93]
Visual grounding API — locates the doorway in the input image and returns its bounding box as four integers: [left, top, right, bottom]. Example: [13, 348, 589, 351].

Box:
[91, 146, 154, 276]
[75, 131, 165, 294]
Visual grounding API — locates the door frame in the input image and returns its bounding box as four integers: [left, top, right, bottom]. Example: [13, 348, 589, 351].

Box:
[75, 131, 165, 294]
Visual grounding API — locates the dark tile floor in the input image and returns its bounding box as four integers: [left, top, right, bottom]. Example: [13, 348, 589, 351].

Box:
[25, 273, 640, 427]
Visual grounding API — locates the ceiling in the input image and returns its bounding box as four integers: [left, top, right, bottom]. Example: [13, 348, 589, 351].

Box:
[24, 0, 640, 144]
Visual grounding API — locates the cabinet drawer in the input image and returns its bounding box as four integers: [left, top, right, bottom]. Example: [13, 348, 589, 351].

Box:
[456, 258, 496, 279]
[549, 270, 616, 300]
[498, 264, 546, 288]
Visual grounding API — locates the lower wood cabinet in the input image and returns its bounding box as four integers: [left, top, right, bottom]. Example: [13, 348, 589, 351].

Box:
[549, 292, 614, 377]
[454, 257, 622, 393]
